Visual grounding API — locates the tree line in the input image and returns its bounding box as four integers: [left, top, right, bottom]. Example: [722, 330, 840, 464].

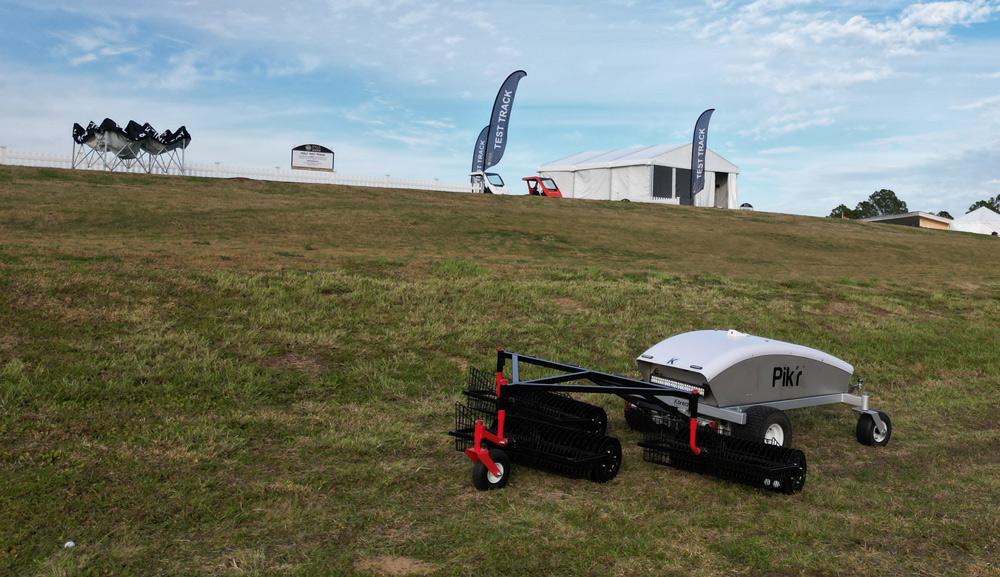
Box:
[829, 190, 1000, 220]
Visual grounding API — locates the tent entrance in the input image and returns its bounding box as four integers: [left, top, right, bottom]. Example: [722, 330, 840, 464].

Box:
[715, 173, 729, 208]
[675, 168, 692, 205]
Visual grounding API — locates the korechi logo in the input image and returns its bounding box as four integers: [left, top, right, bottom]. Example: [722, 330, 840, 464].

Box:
[772, 366, 803, 387]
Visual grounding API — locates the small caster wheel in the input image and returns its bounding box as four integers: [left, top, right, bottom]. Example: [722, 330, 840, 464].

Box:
[472, 449, 511, 490]
[856, 411, 892, 446]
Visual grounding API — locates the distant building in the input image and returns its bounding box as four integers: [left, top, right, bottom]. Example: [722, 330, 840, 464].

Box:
[949, 206, 1000, 236]
[537, 144, 739, 208]
[859, 211, 952, 231]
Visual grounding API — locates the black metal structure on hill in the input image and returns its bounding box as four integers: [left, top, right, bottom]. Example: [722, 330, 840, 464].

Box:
[72, 118, 191, 174]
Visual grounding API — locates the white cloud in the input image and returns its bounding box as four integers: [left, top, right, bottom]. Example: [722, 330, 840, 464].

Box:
[901, 0, 996, 27]
[741, 106, 844, 139]
[69, 54, 98, 66]
[759, 146, 805, 154]
[711, 0, 1000, 109]
[953, 94, 1000, 110]
[414, 119, 456, 130]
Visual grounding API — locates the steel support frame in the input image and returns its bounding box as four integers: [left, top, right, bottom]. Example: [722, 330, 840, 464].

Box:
[492, 349, 711, 455]
[494, 349, 698, 417]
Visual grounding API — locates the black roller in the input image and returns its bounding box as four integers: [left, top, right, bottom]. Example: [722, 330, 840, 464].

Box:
[589, 436, 622, 483]
[502, 416, 621, 482]
[640, 427, 807, 494]
[505, 390, 608, 434]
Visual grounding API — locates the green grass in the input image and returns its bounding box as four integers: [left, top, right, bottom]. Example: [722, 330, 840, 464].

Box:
[1, 165, 999, 575]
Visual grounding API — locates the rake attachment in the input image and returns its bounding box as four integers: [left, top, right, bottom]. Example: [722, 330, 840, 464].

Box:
[451, 367, 620, 487]
[449, 349, 810, 493]
[640, 426, 807, 494]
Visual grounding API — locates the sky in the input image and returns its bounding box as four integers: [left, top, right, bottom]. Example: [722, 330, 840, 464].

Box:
[2, 0, 1000, 217]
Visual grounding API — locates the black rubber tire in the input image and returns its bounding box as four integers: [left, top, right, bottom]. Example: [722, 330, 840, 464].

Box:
[856, 411, 892, 446]
[624, 404, 649, 431]
[471, 449, 511, 491]
[738, 406, 792, 447]
[589, 437, 622, 483]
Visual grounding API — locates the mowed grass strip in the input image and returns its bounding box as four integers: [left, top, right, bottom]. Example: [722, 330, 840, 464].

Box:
[1, 165, 998, 576]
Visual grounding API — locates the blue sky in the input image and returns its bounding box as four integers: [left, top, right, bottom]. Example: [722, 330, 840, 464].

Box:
[2, 0, 999, 216]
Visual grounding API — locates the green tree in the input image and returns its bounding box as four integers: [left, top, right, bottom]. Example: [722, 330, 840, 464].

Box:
[968, 194, 1000, 213]
[828, 204, 855, 219]
[853, 200, 879, 219]
[828, 189, 908, 219]
[937, 210, 953, 220]
[867, 189, 908, 216]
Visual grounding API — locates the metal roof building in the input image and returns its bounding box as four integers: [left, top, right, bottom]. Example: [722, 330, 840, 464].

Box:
[860, 211, 953, 231]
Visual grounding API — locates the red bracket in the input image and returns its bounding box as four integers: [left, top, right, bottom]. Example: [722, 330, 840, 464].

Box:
[464, 410, 507, 476]
[689, 418, 702, 456]
[686, 390, 704, 456]
[495, 371, 508, 398]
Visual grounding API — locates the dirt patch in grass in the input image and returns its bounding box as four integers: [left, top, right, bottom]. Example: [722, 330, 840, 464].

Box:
[823, 298, 855, 317]
[446, 356, 471, 372]
[551, 296, 588, 313]
[0, 334, 19, 353]
[261, 352, 330, 373]
[354, 556, 439, 576]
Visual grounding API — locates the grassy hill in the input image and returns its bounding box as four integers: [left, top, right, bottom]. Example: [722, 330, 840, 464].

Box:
[1, 165, 998, 575]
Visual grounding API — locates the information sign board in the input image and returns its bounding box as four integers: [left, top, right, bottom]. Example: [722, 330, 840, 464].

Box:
[291, 144, 334, 172]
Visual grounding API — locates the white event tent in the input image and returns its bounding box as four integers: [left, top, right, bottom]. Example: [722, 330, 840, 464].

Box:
[949, 206, 1000, 235]
[537, 144, 739, 208]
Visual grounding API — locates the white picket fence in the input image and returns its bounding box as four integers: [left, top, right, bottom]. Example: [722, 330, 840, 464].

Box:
[0, 147, 470, 193]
